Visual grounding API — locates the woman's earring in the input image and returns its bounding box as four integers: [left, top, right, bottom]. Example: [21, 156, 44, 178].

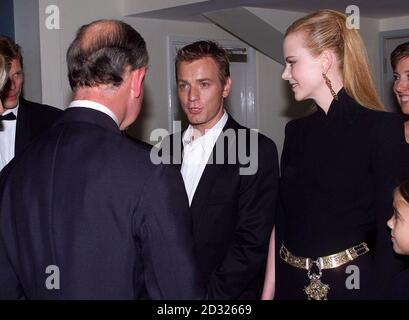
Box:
[322, 73, 338, 101]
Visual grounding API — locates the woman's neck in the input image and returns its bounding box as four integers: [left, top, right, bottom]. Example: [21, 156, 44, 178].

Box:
[315, 82, 343, 114]
[405, 121, 409, 144]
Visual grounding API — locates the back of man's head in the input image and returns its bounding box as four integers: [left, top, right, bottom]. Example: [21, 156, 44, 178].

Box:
[0, 36, 23, 68]
[67, 20, 148, 91]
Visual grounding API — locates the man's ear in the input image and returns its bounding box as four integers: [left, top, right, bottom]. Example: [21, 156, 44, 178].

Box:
[222, 77, 231, 98]
[131, 67, 146, 98]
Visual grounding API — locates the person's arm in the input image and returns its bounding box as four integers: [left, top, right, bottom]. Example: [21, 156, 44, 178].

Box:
[261, 228, 275, 300]
[0, 166, 24, 299]
[0, 236, 24, 299]
[134, 163, 205, 299]
[207, 136, 279, 299]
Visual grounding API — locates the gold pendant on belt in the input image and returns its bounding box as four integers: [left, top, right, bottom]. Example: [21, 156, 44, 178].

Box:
[304, 274, 330, 300]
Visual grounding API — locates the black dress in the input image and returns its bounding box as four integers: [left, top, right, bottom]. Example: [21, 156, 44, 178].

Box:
[276, 88, 409, 300]
[388, 269, 409, 299]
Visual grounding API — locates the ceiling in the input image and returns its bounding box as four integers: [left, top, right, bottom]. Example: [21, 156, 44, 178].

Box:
[128, 0, 409, 21]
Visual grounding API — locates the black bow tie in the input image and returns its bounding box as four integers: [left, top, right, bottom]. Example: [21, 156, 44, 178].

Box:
[0, 113, 16, 121]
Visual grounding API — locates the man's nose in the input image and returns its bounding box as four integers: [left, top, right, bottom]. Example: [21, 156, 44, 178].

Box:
[188, 86, 199, 101]
[3, 78, 14, 93]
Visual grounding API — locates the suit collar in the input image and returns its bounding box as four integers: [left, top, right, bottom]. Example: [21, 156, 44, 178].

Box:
[56, 107, 121, 135]
[222, 114, 242, 132]
[68, 100, 119, 126]
[2, 104, 19, 117]
[15, 99, 31, 156]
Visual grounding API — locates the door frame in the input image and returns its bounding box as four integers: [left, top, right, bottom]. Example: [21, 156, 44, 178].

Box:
[166, 35, 257, 133]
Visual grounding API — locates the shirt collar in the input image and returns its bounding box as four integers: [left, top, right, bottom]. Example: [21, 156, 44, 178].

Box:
[182, 111, 228, 148]
[67, 100, 119, 126]
[2, 104, 19, 117]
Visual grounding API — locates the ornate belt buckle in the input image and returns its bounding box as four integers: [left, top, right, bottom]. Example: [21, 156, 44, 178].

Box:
[304, 258, 330, 300]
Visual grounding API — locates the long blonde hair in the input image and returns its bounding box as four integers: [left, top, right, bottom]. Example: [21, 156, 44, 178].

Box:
[0, 54, 9, 92]
[286, 9, 384, 111]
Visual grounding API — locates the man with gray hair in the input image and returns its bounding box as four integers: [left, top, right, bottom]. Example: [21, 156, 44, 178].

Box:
[0, 20, 202, 299]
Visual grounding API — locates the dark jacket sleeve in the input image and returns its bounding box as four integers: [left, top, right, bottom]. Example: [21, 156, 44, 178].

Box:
[0, 236, 23, 299]
[372, 113, 409, 292]
[207, 134, 279, 299]
[0, 164, 24, 299]
[133, 163, 205, 299]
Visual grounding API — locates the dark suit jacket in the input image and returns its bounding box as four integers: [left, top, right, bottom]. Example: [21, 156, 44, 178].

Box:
[163, 115, 279, 299]
[0, 107, 203, 299]
[15, 98, 62, 156]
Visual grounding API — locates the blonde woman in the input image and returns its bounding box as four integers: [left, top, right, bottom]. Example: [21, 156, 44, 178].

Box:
[0, 53, 9, 112]
[263, 9, 409, 300]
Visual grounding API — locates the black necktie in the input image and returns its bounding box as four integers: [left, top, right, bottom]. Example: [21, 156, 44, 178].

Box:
[0, 113, 16, 121]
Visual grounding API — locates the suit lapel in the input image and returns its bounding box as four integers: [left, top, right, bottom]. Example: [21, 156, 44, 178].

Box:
[15, 99, 32, 157]
[189, 116, 240, 216]
[168, 132, 183, 170]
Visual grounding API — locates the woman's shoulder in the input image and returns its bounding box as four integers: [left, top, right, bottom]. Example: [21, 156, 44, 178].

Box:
[284, 111, 318, 133]
[350, 98, 403, 129]
[361, 108, 403, 130]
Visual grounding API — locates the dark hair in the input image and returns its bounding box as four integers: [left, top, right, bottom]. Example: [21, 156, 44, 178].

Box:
[391, 41, 409, 70]
[397, 179, 409, 204]
[0, 35, 23, 68]
[67, 20, 148, 90]
[175, 40, 230, 85]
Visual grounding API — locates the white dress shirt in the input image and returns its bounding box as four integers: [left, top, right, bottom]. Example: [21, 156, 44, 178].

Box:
[67, 100, 119, 126]
[0, 105, 19, 171]
[181, 111, 228, 206]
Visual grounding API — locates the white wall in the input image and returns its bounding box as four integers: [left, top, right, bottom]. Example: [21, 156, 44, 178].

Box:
[246, 8, 383, 155]
[14, 2, 393, 156]
[122, 0, 204, 15]
[38, 0, 122, 109]
[13, 0, 42, 104]
[359, 17, 381, 91]
[380, 15, 409, 31]
[246, 8, 307, 156]
[123, 17, 236, 143]
[123, 9, 308, 153]
[25, 2, 312, 154]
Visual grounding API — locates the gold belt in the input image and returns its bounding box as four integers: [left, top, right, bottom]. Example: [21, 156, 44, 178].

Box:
[280, 242, 369, 300]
